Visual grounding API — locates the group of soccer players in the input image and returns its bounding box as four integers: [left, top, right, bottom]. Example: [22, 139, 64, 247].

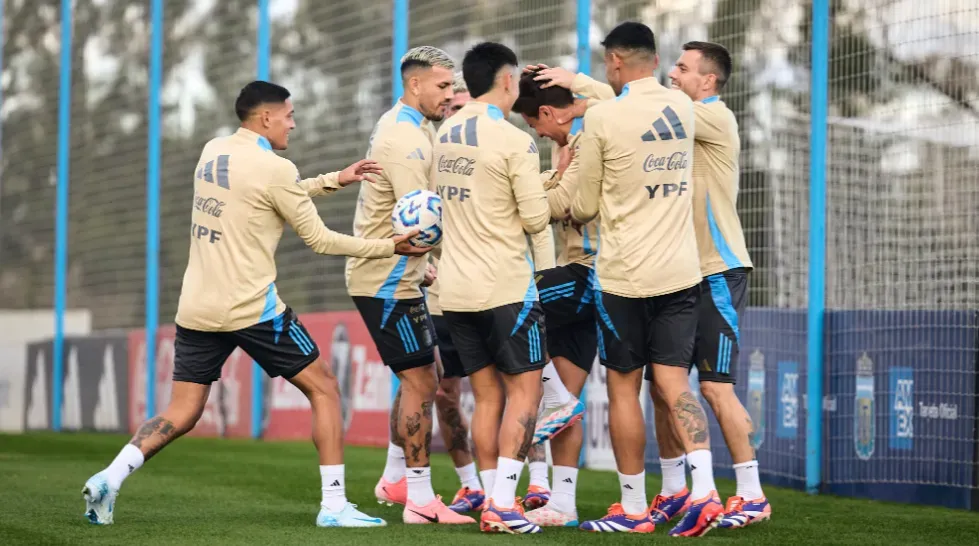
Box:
[81, 20, 770, 538]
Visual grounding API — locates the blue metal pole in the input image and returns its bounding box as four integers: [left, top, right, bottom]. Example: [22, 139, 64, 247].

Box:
[145, 0, 164, 421]
[251, 0, 271, 439]
[576, 0, 591, 468]
[390, 0, 408, 405]
[576, 0, 591, 76]
[53, 0, 74, 432]
[806, 0, 830, 495]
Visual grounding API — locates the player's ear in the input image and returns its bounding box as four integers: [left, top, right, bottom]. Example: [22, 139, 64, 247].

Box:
[703, 73, 717, 93]
[652, 53, 660, 70]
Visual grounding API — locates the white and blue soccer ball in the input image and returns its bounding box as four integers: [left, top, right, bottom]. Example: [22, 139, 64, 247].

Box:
[392, 189, 443, 248]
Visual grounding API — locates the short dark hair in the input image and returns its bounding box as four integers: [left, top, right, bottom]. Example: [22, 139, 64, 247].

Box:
[462, 42, 519, 99]
[511, 70, 574, 118]
[682, 41, 733, 90]
[600, 21, 656, 56]
[234, 80, 291, 121]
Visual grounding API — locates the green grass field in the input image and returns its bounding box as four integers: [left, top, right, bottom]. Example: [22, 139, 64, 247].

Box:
[2, 432, 978, 545]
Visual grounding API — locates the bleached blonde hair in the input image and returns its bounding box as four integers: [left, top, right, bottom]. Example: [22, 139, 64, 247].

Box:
[452, 71, 468, 94]
[400, 46, 455, 73]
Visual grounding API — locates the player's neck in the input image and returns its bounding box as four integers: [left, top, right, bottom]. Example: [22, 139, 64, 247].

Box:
[619, 66, 657, 88]
[473, 89, 511, 118]
[691, 89, 719, 102]
[239, 121, 271, 140]
[400, 94, 423, 113]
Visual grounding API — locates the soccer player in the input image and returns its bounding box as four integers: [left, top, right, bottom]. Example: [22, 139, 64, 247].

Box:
[510, 67, 616, 527]
[350, 46, 474, 525]
[426, 71, 487, 514]
[81, 80, 429, 528]
[569, 22, 724, 536]
[643, 41, 770, 529]
[442, 72, 572, 514]
[547, 42, 771, 528]
[433, 42, 550, 534]
[539, 43, 771, 531]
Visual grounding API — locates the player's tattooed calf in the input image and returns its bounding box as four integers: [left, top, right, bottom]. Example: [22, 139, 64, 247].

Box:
[515, 412, 538, 460]
[130, 416, 177, 460]
[405, 412, 422, 437]
[674, 391, 709, 445]
[438, 404, 471, 454]
[390, 387, 404, 448]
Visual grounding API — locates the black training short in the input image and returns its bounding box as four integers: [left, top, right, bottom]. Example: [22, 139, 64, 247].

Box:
[596, 284, 700, 374]
[431, 313, 465, 379]
[537, 263, 597, 372]
[643, 270, 749, 383]
[443, 301, 547, 376]
[692, 269, 748, 383]
[173, 307, 318, 384]
[352, 296, 435, 373]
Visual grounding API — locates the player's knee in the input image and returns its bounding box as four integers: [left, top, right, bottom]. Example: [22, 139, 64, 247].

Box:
[699, 381, 734, 409]
[398, 364, 438, 400]
[435, 384, 460, 411]
[163, 404, 204, 435]
[291, 360, 340, 401]
[437, 375, 461, 397]
[651, 388, 671, 411]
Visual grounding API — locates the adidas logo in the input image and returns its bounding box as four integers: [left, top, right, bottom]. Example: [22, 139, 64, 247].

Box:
[640, 106, 688, 142]
[406, 148, 426, 160]
[127, 464, 135, 474]
[623, 484, 633, 490]
[329, 480, 341, 487]
[527, 141, 539, 154]
[563, 478, 573, 484]
[507, 474, 518, 481]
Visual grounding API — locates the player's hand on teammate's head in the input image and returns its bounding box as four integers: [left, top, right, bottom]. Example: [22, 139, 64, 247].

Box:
[532, 66, 575, 90]
[422, 263, 438, 287]
[338, 159, 383, 186]
[554, 98, 588, 125]
[392, 230, 432, 257]
[523, 63, 550, 74]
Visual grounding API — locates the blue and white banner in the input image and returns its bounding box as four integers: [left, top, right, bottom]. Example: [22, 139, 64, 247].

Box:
[825, 310, 977, 510]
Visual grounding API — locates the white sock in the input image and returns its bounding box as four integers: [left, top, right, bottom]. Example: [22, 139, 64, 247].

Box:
[479, 469, 497, 499]
[490, 457, 524, 509]
[528, 461, 550, 489]
[456, 463, 482, 491]
[548, 465, 578, 513]
[688, 449, 717, 500]
[541, 361, 572, 408]
[406, 466, 437, 506]
[104, 444, 144, 489]
[320, 465, 347, 512]
[734, 460, 764, 500]
[617, 471, 647, 515]
[382, 443, 406, 483]
[659, 455, 687, 496]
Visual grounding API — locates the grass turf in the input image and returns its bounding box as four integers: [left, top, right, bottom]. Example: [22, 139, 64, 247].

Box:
[2, 432, 977, 545]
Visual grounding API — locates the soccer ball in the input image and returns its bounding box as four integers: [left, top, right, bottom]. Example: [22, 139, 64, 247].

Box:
[392, 189, 443, 248]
